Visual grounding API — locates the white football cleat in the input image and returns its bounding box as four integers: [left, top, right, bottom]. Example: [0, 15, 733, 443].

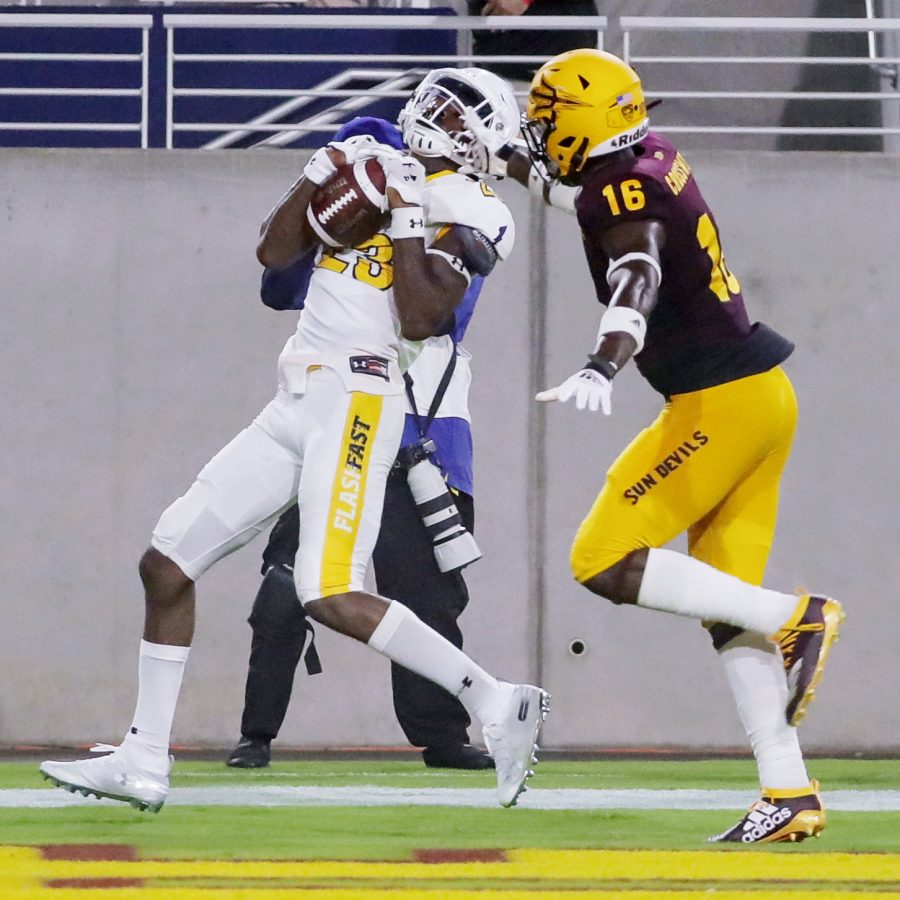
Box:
[40, 744, 170, 813]
[482, 682, 550, 808]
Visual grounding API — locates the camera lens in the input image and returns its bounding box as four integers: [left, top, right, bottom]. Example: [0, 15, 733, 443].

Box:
[406, 456, 481, 573]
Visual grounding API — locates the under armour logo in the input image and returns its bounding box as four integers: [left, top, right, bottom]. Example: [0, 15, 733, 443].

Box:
[409, 217, 424, 228]
[517, 700, 530, 721]
[401, 162, 419, 182]
[461, 677, 473, 689]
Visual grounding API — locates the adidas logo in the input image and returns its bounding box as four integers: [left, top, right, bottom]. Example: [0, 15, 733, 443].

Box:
[740, 803, 792, 842]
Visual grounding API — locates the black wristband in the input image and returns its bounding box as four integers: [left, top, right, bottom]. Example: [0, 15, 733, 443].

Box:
[586, 354, 619, 380]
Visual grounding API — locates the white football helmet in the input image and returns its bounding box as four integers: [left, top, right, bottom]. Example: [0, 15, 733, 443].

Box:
[398, 67, 520, 170]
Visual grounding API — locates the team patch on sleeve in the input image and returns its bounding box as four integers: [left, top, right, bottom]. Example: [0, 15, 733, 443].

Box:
[349, 355, 391, 381]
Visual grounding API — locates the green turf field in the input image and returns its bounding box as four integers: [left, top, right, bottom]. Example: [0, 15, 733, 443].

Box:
[2, 757, 899, 897]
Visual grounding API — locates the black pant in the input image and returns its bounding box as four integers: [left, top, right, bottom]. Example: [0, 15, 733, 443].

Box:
[239, 467, 474, 749]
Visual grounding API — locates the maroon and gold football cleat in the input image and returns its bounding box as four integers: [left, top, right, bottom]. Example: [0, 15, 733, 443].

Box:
[771, 594, 845, 726]
[709, 781, 826, 844]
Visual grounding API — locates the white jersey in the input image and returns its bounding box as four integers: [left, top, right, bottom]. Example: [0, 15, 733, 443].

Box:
[405, 334, 472, 423]
[278, 168, 514, 396]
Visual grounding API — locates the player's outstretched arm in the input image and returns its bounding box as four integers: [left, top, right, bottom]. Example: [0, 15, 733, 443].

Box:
[504, 149, 535, 187]
[591, 218, 664, 367]
[537, 219, 664, 414]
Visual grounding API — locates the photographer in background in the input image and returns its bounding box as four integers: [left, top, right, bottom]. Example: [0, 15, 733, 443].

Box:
[468, 0, 600, 84]
[227, 115, 495, 774]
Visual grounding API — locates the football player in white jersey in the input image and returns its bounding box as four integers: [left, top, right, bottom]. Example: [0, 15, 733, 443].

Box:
[40, 68, 549, 812]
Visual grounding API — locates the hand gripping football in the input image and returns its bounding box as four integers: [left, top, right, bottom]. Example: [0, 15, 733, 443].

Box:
[306, 157, 389, 249]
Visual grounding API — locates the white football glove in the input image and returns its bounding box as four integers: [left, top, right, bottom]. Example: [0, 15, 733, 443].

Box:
[327, 135, 402, 165]
[381, 155, 426, 205]
[302, 146, 337, 186]
[460, 108, 515, 177]
[536, 368, 613, 415]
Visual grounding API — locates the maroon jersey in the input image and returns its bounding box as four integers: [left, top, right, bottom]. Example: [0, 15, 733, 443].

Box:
[575, 132, 793, 396]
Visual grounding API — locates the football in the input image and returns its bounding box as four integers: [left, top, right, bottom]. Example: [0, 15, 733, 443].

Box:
[306, 157, 389, 249]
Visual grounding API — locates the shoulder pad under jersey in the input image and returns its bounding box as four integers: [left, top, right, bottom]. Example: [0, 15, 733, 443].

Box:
[425, 172, 516, 261]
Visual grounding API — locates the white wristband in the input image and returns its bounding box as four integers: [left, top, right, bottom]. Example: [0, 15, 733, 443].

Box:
[391, 206, 426, 240]
[597, 305, 648, 355]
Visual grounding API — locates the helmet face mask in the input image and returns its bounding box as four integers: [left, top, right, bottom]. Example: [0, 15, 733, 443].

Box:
[523, 49, 650, 183]
[521, 115, 563, 182]
[399, 68, 520, 170]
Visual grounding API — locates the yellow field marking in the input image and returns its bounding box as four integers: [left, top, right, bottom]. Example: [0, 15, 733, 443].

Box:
[9, 890, 900, 899]
[2, 845, 43, 887]
[3, 845, 899, 898]
[6, 848, 899, 883]
[508, 848, 900, 882]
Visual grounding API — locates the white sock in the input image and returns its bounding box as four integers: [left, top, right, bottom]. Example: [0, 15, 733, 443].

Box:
[718, 631, 809, 789]
[368, 601, 501, 721]
[121, 640, 190, 773]
[637, 548, 798, 635]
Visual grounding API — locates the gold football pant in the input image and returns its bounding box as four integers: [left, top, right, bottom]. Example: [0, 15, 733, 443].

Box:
[570, 366, 798, 586]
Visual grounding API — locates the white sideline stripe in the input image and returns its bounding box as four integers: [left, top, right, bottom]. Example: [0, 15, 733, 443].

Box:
[5, 786, 900, 810]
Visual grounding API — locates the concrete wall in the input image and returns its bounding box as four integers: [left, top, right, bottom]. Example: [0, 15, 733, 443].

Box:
[1, 148, 898, 752]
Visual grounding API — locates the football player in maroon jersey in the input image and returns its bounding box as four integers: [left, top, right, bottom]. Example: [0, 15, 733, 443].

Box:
[466, 48, 845, 844]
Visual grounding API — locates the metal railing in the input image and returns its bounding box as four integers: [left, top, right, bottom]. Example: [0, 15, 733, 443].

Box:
[161, 13, 606, 148]
[3, 11, 900, 150]
[620, 17, 900, 144]
[866, 0, 899, 87]
[0, 12, 152, 147]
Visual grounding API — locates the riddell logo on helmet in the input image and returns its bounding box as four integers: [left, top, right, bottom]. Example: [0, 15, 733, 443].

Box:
[610, 122, 649, 149]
